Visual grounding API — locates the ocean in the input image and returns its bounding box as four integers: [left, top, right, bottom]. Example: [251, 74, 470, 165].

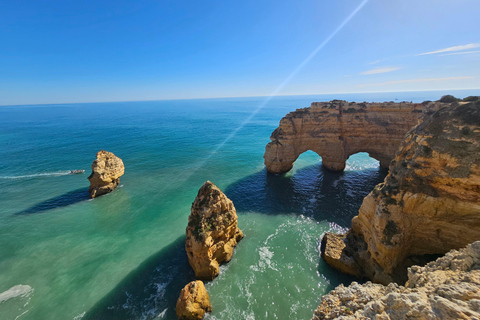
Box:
[0, 90, 477, 320]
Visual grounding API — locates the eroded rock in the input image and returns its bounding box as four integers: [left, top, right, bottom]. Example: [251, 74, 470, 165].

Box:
[321, 101, 480, 284]
[185, 181, 244, 280]
[87, 150, 125, 198]
[264, 100, 443, 173]
[312, 241, 480, 320]
[176, 280, 212, 320]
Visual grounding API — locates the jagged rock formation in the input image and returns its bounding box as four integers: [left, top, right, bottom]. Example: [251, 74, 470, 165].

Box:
[185, 181, 244, 280]
[87, 150, 125, 198]
[313, 241, 480, 320]
[321, 101, 480, 284]
[264, 100, 444, 173]
[176, 280, 212, 320]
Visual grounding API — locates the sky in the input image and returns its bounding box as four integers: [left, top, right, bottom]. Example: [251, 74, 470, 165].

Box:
[1, 0, 479, 105]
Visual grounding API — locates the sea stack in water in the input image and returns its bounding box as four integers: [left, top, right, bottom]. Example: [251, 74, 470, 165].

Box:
[88, 150, 125, 198]
[321, 101, 480, 284]
[185, 181, 244, 280]
[176, 280, 212, 320]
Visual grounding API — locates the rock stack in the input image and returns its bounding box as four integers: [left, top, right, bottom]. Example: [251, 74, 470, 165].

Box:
[176, 281, 212, 320]
[185, 181, 244, 280]
[87, 150, 125, 198]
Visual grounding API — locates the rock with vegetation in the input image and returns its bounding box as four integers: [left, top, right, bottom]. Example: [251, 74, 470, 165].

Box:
[176, 280, 212, 320]
[321, 101, 480, 284]
[87, 150, 125, 198]
[185, 181, 244, 280]
[312, 241, 480, 320]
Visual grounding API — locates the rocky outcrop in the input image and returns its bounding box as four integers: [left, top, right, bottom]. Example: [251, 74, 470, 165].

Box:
[87, 150, 125, 198]
[313, 241, 480, 320]
[264, 100, 445, 173]
[176, 280, 212, 320]
[321, 101, 480, 284]
[185, 181, 244, 280]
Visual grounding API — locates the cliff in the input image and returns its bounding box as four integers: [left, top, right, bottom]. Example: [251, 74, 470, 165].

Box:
[313, 241, 480, 320]
[321, 101, 480, 284]
[264, 100, 444, 173]
[87, 150, 125, 198]
[185, 181, 244, 280]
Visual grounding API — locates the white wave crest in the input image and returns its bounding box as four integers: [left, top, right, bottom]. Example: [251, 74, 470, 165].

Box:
[0, 285, 33, 304]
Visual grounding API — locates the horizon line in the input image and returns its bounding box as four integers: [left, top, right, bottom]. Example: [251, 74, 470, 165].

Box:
[1, 88, 478, 107]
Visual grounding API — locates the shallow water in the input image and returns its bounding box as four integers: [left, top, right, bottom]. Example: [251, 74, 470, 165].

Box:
[0, 90, 476, 320]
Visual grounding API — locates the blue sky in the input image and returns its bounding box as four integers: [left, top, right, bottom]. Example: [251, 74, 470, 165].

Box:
[1, 0, 479, 105]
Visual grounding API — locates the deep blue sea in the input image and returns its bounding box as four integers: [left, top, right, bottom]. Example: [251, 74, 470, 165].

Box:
[0, 90, 477, 320]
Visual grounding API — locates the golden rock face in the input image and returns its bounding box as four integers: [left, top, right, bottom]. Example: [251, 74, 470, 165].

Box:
[87, 150, 125, 198]
[185, 181, 244, 280]
[264, 100, 445, 173]
[322, 101, 480, 284]
[176, 280, 212, 320]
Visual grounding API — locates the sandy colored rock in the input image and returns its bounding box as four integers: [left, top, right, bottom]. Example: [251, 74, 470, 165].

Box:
[321, 101, 480, 284]
[87, 150, 125, 198]
[264, 100, 444, 173]
[185, 181, 244, 280]
[176, 280, 212, 320]
[312, 241, 480, 320]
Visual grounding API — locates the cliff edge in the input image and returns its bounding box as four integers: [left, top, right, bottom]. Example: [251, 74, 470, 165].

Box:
[321, 101, 480, 284]
[313, 241, 480, 320]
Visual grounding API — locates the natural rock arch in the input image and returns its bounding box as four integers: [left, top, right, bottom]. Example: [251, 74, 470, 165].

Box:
[264, 100, 443, 173]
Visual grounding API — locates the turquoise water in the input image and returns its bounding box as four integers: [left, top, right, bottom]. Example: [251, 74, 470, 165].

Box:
[0, 90, 477, 320]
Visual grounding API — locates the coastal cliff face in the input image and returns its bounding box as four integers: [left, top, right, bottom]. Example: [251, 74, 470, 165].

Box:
[87, 150, 125, 198]
[264, 100, 444, 173]
[322, 101, 480, 284]
[313, 241, 480, 320]
[185, 181, 244, 280]
[176, 280, 212, 320]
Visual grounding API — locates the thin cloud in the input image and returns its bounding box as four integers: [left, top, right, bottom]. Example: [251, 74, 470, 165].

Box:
[439, 50, 480, 56]
[361, 66, 401, 75]
[417, 43, 480, 56]
[358, 76, 474, 87]
[368, 59, 381, 65]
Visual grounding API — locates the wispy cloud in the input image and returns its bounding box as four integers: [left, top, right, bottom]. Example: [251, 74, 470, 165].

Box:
[361, 66, 401, 75]
[368, 59, 381, 65]
[416, 43, 480, 56]
[439, 50, 480, 56]
[358, 76, 474, 87]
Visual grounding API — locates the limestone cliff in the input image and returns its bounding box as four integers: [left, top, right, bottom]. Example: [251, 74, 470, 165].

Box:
[313, 241, 480, 320]
[87, 150, 125, 198]
[185, 181, 244, 280]
[322, 101, 480, 284]
[176, 280, 212, 320]
[264, 100, 444, 173]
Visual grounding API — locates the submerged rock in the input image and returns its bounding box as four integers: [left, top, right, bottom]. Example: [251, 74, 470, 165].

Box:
[185, 181, 244, 280]
[312, 241, 480, 320]
[87, 150, 125, 198]
[321, 101, 480, 284]
[176, 280, 212, 320]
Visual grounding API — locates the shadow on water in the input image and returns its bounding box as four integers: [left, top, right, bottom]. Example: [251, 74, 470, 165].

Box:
[14, 188, 90, 215]
[224, 164, 388, 228]
[83, 163, 387, 320]
[84, 236, 195, 320]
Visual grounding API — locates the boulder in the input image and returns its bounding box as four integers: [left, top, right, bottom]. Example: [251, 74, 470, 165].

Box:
[87, 150, 125, 198]
[176, 280, 212, 320]
[185, 181, 244, 280]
